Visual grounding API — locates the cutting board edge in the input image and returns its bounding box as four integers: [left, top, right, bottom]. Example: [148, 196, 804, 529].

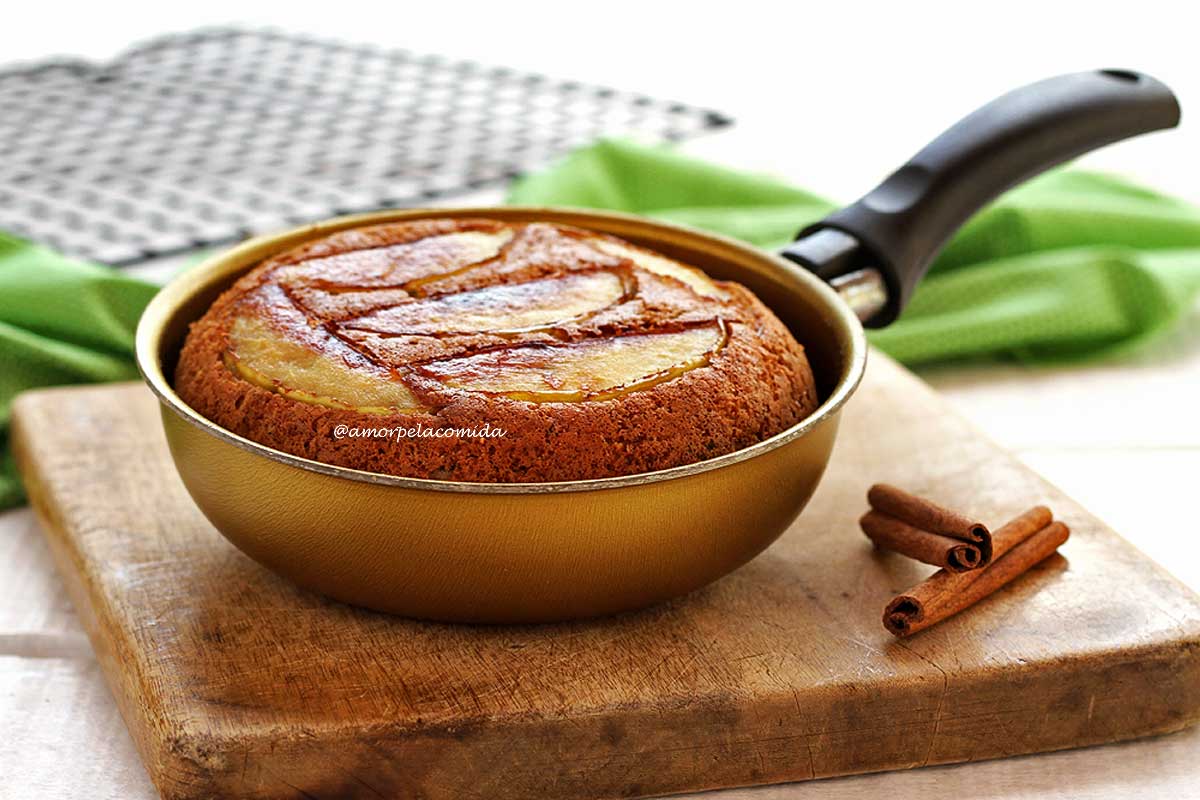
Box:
[47, 658, 1200, 800]
[12, 407, 183, 797]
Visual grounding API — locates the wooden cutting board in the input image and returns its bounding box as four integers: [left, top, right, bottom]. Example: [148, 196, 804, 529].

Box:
[12, 351, 1200, 800]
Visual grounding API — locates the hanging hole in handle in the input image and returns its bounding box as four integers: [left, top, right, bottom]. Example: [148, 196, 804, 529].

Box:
[1100, 69, 1142, 83]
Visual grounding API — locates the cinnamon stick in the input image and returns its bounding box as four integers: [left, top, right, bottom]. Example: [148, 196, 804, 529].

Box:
[860, 511, 983, 572]
[868, 484, 993, 565]
[884, 506, 1065, 637]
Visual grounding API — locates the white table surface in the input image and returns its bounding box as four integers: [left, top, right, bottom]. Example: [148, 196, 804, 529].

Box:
[5, 2, 1200, 797]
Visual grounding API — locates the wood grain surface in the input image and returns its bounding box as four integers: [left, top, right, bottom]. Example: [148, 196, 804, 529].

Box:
[11, 351, 1200, 800]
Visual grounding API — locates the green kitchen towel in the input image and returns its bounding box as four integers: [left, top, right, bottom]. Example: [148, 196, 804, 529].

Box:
[0, 232, 157, 508]
[3, 139, 1200, 510]
[510, 140, 1200, 363]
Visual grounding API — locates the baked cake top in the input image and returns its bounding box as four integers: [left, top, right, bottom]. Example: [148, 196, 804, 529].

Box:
[213, 218, 762, 413]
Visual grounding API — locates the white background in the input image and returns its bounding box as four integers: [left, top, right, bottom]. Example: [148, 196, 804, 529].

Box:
[9, 0, 1200, 202]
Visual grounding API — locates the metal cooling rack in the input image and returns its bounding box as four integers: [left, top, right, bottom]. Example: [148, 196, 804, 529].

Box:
[0, 27, 731, 265]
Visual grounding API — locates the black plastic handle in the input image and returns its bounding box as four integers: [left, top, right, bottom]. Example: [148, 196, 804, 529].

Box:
[782, 69, 1181, 327]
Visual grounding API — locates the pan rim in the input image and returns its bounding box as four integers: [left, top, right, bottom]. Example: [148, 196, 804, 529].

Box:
[136, 206, 868, 495]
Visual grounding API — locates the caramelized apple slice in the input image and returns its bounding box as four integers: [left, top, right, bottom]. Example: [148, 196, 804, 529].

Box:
[589, 239, 723, 298]
[342, 271, 628, 335]
[226, 315, 424, 413]
[419, 323, 726, 401]
[275, 229, 513, 289]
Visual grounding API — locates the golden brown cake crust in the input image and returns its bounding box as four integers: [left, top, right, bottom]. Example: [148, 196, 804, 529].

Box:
[174, 218, 819, 482]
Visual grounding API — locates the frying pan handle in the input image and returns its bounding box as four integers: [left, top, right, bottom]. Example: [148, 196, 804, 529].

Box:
[781, 69, 1181, 327]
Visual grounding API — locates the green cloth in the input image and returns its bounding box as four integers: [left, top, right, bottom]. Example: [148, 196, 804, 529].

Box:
[0, 232, 157, 508]
[3, 139, 1200, 510]
[510, 140, 1200, 363]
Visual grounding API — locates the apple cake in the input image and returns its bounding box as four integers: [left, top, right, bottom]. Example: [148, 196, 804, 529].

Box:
[174, 218, 820, 482]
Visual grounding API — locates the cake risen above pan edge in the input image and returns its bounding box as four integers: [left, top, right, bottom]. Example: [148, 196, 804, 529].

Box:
[174, 218, 820, 482]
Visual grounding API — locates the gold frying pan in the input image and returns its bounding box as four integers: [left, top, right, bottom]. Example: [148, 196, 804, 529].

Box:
[137, 70, 1180, 622]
